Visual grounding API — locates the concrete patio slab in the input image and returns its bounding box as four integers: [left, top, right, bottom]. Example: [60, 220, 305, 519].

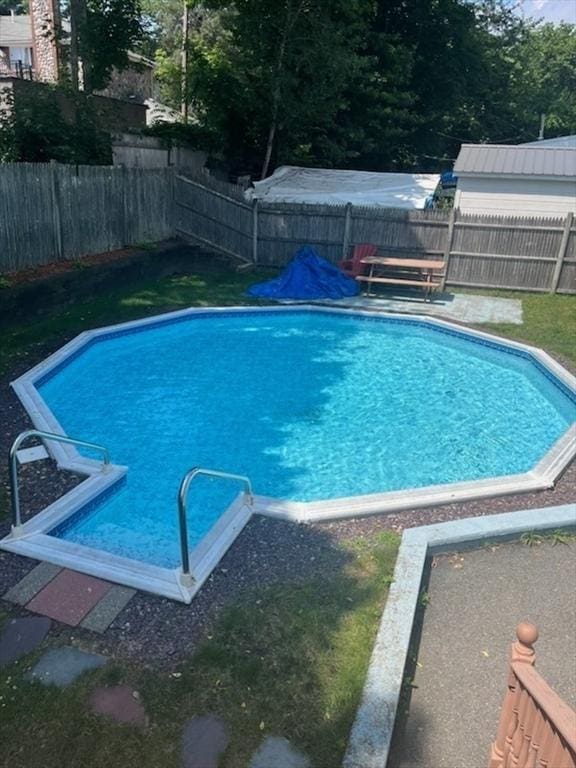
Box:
[389, 539, 576, 768]
[3, 562, 61, 606]
[26, 569, 113, 626]
[25, 646, 108, 687]
[0, 616, 51, 667]
[80, 586, 136, 634]
[314, 292, 523, 325]
[249, 736, 311, 768]
[88, 685, 149, 727]
[181, 713, 229, 768]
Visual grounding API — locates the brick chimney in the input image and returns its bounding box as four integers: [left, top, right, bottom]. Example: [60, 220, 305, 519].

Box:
[30, 0, 61, 82]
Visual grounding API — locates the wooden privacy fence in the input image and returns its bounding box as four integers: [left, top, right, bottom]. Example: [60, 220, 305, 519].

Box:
[489, 622, 576, 768]
[0, 163, 173, 273]
[174, 172, 576, 294]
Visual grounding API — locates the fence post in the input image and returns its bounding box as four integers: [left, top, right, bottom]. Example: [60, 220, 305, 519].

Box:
[550, 212, 573, 294]
[441, 207, 456, 291]
[49, 160, 64, 261]
[342, 202, 352, 261]
[489, 622, 538, 768]
[252, 198, 259, 264]
[119, 164, 130, 247]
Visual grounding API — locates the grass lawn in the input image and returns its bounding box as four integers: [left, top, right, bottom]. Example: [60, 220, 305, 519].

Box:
[0, 259, 574, 765]
[1, 267, 575, 379]
[470, 290, 576, 365]
[0, 532, 398, 768]
[0, 266, 268, 378]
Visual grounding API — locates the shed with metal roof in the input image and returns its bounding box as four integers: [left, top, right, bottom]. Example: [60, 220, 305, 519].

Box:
[453, 143, 576, 218]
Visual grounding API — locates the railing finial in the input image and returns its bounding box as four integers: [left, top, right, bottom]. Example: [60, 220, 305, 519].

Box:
[512, 621, 539, 665]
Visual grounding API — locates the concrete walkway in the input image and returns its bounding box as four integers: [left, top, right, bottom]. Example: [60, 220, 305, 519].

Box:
[389, 539, 576, 768]
[315, 291, 523, 324]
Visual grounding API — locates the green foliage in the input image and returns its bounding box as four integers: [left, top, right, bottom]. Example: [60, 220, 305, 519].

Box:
[60, 0, 144, 92]
[508, 23, 576, 138]
[142, 119, 222, 152]
[0, 84, 111, 164]
[521, 529, 576, 547]
[0, 0, 27, 11]
[144, 0, 576, 174]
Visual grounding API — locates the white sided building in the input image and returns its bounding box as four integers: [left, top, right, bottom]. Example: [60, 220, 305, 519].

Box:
[453, 141, 576, 218]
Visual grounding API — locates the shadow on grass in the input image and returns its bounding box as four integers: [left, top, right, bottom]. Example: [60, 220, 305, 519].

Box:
[0, 528, 399, 768]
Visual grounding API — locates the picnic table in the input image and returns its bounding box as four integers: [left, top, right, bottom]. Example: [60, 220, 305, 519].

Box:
[356, 256, 446, 301]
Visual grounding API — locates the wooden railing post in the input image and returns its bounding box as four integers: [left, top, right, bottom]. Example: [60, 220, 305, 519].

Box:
[489, 622, 539, 768]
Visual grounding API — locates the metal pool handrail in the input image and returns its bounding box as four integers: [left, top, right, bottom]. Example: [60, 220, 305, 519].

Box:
[9, 429, 111, 531]
[178, 467, 253, 584]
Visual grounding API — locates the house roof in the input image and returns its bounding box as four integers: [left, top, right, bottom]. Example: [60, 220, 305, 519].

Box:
[0, 14, 33, 46]
[454, 144, 576, 178]
[521, 135, 576, 149]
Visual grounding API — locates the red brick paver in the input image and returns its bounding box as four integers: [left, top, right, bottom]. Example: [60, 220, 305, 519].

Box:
[26, 570, 112, 626]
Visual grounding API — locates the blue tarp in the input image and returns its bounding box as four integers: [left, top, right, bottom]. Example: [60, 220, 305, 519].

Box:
[247, 246, 360, 300]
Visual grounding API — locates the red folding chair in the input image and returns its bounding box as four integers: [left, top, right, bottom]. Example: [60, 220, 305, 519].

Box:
[338, 243, 378, 278]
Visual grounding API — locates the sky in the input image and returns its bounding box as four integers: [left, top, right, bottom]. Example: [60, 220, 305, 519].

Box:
[516, 0, 576, 24]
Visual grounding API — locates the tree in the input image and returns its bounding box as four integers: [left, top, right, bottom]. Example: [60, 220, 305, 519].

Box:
[508, 23, 576, 140]
[184, 0, 383, 175]
[0, 1, 27, 13]
[64, 0, 144, 92]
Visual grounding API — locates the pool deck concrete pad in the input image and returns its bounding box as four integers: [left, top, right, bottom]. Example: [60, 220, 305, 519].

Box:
[26, 569, 112, 626]
[314, 291, 523, 325]
[389, 539, 576, 768]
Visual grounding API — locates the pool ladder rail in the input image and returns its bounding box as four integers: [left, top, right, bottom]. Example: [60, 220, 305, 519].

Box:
[9, 429, 111, 535]
[178, 467, 254, 588]
[9, 430, 254, 593]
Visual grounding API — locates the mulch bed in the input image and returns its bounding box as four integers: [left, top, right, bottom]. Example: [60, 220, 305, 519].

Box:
[1, 309, 574, 668]
[2, 245, 146, 286]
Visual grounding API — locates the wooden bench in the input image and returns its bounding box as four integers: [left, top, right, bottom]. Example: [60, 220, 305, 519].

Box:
[357, 256, 446, 302]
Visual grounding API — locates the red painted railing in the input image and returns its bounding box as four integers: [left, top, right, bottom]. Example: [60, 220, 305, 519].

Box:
[489, 622, 576, 768]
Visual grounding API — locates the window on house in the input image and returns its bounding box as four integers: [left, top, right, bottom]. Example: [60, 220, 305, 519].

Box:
[10, 47, 33, 66]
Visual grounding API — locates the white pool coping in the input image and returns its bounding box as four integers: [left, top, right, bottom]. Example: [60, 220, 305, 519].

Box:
[2, 305, 575, 603]
[343, 502, 576, 768]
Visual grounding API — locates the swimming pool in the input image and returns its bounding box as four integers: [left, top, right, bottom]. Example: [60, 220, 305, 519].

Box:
[3, 307, 575, 602]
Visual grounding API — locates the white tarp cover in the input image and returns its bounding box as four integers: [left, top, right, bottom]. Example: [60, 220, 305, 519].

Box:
[246, 166, 440, 209]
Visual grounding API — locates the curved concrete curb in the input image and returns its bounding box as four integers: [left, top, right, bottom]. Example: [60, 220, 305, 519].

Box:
[343, 503, 576, 768]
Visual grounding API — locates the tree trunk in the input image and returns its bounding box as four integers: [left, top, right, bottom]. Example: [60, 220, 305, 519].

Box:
[181, 0, 189, 123]
[260, 0, 305, 179]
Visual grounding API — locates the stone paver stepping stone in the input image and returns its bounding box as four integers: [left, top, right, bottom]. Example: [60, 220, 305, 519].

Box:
[80, 586, 136, 634]
[4, 563, 61, 606]
[181, 714, 229, 768]
[249, 736, 311, 768]
[88, 685, 149, 727]
[27, 569, 112, 626]
[25, 646, 108, 687]
[0, 616, 51, 667]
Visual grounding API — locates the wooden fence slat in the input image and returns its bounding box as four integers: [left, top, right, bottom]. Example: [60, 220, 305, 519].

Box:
[1, 164, 574, 295]
[550, 213, 574, 293]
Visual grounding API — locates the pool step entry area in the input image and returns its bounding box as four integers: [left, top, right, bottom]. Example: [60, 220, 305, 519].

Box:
[4, 429, 255, 604]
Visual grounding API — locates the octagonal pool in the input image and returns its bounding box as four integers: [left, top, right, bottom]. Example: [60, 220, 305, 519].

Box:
[4, 307, 575, 601]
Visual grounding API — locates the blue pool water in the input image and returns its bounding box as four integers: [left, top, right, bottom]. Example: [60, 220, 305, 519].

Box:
[38, 310, 575, 568]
